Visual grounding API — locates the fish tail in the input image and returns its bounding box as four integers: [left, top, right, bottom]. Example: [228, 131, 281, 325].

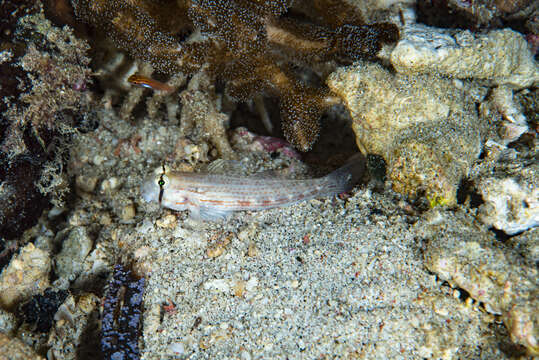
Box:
[323, 153, 366, 195]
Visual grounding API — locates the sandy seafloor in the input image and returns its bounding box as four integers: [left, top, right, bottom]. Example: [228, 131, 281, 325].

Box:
[0, 3, 537, 360]
[62, 109, 529, 359]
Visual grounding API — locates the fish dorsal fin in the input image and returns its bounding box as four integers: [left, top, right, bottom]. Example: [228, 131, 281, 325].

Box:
[206, 159, 297, 179]
[248, 169, 292, 179]
[205, 159, 245, 175]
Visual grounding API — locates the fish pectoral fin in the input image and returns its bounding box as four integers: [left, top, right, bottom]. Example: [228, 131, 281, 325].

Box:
[193, 206, 233, 221]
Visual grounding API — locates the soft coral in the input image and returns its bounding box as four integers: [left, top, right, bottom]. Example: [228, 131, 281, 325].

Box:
[72, 0, 399, 151]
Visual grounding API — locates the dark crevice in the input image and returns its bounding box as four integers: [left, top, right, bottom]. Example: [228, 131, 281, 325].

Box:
[456, 178, 484, 208]
[489, 227, 512, 242]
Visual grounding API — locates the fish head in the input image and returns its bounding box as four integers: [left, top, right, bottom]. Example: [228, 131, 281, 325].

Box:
[141, 166, 170, 203]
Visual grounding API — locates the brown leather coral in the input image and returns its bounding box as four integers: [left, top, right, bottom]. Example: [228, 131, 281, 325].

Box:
[72, 0, 399, 151]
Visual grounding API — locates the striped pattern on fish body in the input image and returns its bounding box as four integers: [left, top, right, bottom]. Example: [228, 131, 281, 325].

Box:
[141, 155, 365, 220]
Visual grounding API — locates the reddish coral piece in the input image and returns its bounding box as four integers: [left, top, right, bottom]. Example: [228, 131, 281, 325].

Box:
[163, 299, 177, 315]
[253, 135, 301, 160]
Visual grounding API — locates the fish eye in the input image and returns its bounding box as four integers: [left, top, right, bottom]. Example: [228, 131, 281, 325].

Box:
[156, 174, 169, 204]
[156, 174, 169, 189]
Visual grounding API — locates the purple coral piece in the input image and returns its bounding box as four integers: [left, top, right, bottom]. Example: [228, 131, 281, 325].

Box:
[101, 264, 145, 360]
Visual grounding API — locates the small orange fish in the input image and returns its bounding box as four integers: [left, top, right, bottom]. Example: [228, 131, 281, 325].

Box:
[127, 74, 174, 93]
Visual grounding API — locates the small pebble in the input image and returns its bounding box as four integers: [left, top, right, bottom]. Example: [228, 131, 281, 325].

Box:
[100, 177, 121, 193]
[98, 211, 112, 225]
[206, 233, 233, 258]
[75, 175, 98, 193]
[48, 206, 65, 219]
[247, 242, 259, 257]
[133, 246, 153, 276]
[0, 243, 51, 309]
[206, 245, 225, 258]
[92, 154, 105, 166]
[233, 280, 246, 297]
[238, 224, 257, 242]
[156, 214, 177, 229]
[68, 209, 91, 226]
[55, 226, 93, 281]
[203, 279, 231, 293]
[121, 203, 136, 221]
[240, 349, 252, 360]
[168, 342, 186, 356]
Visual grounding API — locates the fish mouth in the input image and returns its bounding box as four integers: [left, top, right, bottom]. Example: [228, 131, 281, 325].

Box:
[140, 177, 159, 203]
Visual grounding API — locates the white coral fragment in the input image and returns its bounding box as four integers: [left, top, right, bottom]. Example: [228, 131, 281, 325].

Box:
[0, 243, 51, 310]
[479, 177, 539, 235]
[391, 24, 539, 89]
[489, 86, 529, 144]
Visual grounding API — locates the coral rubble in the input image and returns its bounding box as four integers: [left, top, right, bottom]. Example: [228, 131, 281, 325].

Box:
[478, 173, 538, 235]
[178, 71, 235, 159]
[54, 226, 94, 282]
[391, 24, 539, 89]
[482, 85, 531, 145]
[468, 132, 539, 235]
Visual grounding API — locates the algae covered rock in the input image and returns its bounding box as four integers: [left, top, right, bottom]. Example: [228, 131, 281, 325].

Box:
[55, 226, 94, 282]
[327, 61, 485, 206]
